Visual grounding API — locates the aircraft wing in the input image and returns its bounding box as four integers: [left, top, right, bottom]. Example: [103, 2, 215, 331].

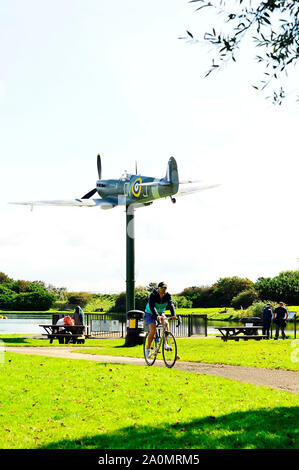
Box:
[9, 198, 118, 210]
[176, 183, 220, 197]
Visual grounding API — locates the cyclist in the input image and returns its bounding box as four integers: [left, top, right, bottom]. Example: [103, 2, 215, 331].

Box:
[144, 282, 177, 358]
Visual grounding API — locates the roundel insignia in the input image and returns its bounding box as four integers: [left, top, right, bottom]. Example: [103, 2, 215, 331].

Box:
[132, 177, 142, 197]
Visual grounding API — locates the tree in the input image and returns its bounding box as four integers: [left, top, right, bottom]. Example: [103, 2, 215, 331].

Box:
[146, 282, 158, 292]
[47, 284, 67, 301]
[231, 289, 259, 309]
[212, 276, 254, 306]
[183, 1, 299, 104]
[254, 270, 299, 304]
[0, 272, 13, 284]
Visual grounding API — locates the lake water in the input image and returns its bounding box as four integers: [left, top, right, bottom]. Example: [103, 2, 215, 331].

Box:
[0, 315, 51, 335]
[0, 315, 295, 336]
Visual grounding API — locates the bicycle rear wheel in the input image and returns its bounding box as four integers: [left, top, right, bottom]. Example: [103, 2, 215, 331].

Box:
[162, 332, 177, 368]
[143, 332, 158, 366]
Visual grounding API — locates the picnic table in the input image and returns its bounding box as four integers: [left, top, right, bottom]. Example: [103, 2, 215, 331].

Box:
[39, 324, 86, 344]
[216, 325, 267, 342]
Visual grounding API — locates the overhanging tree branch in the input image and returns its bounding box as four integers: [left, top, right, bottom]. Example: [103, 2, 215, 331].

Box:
[182, 0, 299, 104]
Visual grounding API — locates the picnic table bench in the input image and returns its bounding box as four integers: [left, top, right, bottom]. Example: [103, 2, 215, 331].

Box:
[39, 324, 86, 344]
[216, 326, 267, 342]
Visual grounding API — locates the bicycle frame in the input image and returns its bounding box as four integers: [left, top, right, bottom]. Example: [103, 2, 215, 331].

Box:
[143, 315, 181, 368]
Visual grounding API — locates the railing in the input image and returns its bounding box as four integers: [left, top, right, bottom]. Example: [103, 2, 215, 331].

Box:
[84, 312, 207, 338]
[85, 313, 126, 338]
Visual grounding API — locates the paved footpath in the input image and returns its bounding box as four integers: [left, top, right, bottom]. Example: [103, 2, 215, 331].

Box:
[5, 346, 299, 394]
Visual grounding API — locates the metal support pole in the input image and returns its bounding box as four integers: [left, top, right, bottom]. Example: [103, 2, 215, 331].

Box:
[126, 205, 135, 312]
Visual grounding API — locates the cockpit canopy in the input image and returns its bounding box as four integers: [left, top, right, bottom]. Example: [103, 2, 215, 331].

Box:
[120, 171, 131, 182]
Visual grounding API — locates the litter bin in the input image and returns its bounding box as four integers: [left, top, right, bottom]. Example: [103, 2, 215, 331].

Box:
[240, 316, 262, 335]
[125, 310, 145, 346]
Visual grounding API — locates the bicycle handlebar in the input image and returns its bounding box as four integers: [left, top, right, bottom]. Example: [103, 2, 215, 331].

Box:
[156, 315, 181, 328]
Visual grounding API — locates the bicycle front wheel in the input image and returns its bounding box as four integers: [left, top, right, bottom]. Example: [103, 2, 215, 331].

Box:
[162, 332, 177, 368]
[143, 332, 157, 366]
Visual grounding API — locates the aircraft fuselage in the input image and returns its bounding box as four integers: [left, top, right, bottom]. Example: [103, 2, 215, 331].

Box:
[96, 174, 177, 205]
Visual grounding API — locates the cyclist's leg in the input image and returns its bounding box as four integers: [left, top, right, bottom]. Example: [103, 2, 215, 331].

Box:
[144, 313, 156, 350]
[160, 313, 169, 331]
[147, 322, 156, 350]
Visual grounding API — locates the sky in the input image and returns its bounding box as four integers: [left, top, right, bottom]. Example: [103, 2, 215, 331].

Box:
[0, 0, 298, 294]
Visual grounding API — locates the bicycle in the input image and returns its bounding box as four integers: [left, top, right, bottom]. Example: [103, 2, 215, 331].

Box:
[143, 315, 181, 368]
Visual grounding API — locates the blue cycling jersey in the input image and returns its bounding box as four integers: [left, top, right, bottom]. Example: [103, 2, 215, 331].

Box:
[145, 289, 175, 319]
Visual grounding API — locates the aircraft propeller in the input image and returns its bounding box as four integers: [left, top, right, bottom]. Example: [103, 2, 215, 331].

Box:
[81, 153, 102, 199]
[97, 153, 102, 179]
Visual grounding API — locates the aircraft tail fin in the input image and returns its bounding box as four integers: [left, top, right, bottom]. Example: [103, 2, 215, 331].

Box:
[165, 157, 179, 194]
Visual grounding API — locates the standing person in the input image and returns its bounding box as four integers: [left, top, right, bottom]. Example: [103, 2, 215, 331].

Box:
[73, 305, 85, 335]
[262, 303, 273, 339]
[273, 302, 288, 340]
[144, 282, 177, 358]
[73, 305, 85, 326]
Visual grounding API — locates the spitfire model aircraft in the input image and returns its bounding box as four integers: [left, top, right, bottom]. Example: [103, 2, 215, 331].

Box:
[11, 155, 218, 210]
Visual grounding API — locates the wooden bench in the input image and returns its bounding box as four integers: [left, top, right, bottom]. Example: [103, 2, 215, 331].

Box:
[39, 324, 86, 344]
[42, 333, 85, 344]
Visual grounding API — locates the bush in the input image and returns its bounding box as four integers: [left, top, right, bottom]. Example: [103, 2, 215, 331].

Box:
[246, 301, 279, 318]
[12, 292, 56, 311]
[179, 286, 216, 308]
[231, 289, 259, 310]
[0, 293, 16, 309]
[172, 295, 192, 309]
[110, 290, 149, 313]
[66, 292, 94, 308]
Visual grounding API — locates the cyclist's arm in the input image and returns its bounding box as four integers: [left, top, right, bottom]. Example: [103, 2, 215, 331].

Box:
[167, 297, 176, 319]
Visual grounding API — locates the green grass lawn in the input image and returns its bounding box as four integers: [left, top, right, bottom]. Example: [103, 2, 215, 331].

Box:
[1, 334, 299, 371]
[0, 352, 298, 449]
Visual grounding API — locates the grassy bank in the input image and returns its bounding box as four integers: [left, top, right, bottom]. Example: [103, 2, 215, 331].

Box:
[0, 352, 298, 449]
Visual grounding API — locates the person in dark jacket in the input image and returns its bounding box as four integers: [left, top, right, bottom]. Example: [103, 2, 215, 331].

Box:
[273, 302, 288, 340]
[262, 303, 273, 339]
[144, 282, 177, 358]
[73, 306, 85, 335]
[73, 305, 84, 325]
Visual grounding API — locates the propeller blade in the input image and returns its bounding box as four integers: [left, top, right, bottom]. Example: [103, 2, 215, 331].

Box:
[97, 154, 102, 179]
[81, 188, 97, 199]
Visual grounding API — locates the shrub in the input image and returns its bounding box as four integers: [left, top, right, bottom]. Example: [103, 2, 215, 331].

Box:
[110, 290, 149, 313]
[246, 301, 279, 318]
[11, 292, 56, 311]
[0, 293, 16, 309]
[231, 289, 259, 310]
[66, 292, 94, 308]
[172, 295, 192, 308]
